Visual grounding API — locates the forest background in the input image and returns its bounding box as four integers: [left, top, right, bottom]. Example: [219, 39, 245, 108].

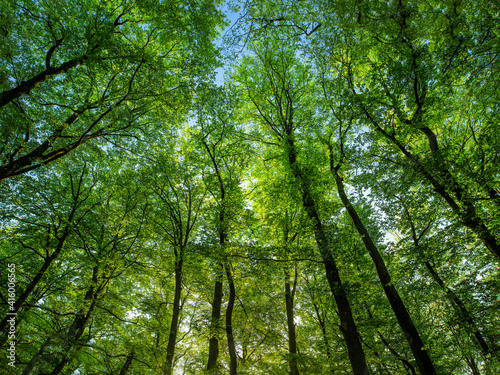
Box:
[0, 0, 499, 374]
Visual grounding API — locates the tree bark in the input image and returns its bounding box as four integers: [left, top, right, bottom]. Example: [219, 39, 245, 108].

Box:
[0, 171, 88, 344]
[285, 135, 370, 375]
[207, 262, 224, 372]
[119, 351, 135, 375]
[22, 267, 101, 375]
[333, 170, 436, 375]
[0, 225, 71, 344]
[361, 107, 500, 260]
[225, 262, 238, 375]
[0, 56, 87, 108]
[164, 250, 183, 375]
[49, 266, 100, 375]
[285, 266, 299, 375]
[405, 210, 500, 363]
[423, 259, 499, 362]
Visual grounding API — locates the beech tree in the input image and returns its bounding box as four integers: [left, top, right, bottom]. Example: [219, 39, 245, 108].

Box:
[1, 1, 499, 374]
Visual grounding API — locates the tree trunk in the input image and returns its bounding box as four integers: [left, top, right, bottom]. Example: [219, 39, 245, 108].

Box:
[164, 250, 183, 375]
[285, 135, 370, 375]
[285, 266, 299, 375]
[225, 262, 238, 375]
[21, 337, 52, 375]
[23, 267, 101, 375]
[406, 214, 500, 363]
[0, 55, 87, 108]
[465, 355, 481, 375]
[0, 236, 66, 345]
[119, 351, 135, 375]
[362, 108, 500, 259]
[49, 267, 100, 375]
[0, 202, 79, 344]
[423, 259, 499, 362]
[207, 262, 224, 372]
[333, 171, 437, 375]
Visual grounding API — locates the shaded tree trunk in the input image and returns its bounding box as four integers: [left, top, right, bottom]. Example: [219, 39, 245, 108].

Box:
[0, 228, 69, 346]
[225, 262, 238, 375]
[0, 175, 88, 344]
[22, 266, 102, 375]
[20, 337, 52, 375]
[119, 351, 135, 375]
[361, 107, 500, 260]
[284, 135, 370, 375]
[284, 266, 299, 375]
[0, 54, 87, 108]
[465, 355, 481, 375]
[333, 169, 436, 375]
[164, 248, 184, 375]
[424, 259, 499, 363]
[405, 208, 500, 364]
[207, 263, 224, 372]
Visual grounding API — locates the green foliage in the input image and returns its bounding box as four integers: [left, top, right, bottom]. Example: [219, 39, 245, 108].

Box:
[1, 1, 499, 374]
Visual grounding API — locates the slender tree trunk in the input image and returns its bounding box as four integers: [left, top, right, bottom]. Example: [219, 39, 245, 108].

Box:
[423, 259, 499, 362]
[0, 204, 78, 344]
[284, 266, 299, 375]
[364, 289, 417, 374]
[21, 337, 52, 375]
[49, 267, 100, 375]
[305, 274, 334, 371]
[377, 332, 416, 375]
[361, 108, 500, 259]
[164, 249, 184, 375]
[23, 267, 101, 375]
[310, 299, 335, 373]
[465, 355, 481, 375]
[119, 351, 135, 375]
[50, 357, 71, 375]
[207, 262, 224, 372]
[0, 55, 87, 108]
[225, 262, 238, 375]
[0, 109, 83, 182]
[333, 171, 436, 375]
[406, 213, 500, 363]
[284, 135, 370, 375]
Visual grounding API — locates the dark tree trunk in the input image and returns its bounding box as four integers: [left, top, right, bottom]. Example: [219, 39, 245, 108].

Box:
[0, 187, 85, 343]
[164, 250, 184, 375]
[377, 330, 417, 375]
[225, 262, 238, 375]
[0, 226, 71, 345]
[362, 108, 500, 259]
[119, 351, 135, 375]
[207, 262, 224, 372]
[333, 171, 437, 375]
[465, 355, 481, 375]
[0, 55, 87, 108]
[285, 135, 370, 375]
[406, 212, 499, 363]
[21, 337, 52, 375]
[48, 267, 100, 375]
[0, 108, 83, 182]
[22, 267, 101, 375]
[285, 267, 299, 375]
[424, 259, 499, 362]
[310, 297, 334, 373]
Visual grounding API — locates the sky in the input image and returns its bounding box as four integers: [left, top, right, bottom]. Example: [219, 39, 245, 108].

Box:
[214, 4, 242, 85]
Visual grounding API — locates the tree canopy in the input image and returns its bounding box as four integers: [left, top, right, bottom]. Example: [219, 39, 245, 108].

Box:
[1, 0, 499, 374]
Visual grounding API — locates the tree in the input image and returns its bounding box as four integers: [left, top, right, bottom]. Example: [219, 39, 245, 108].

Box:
[192, 85, 249, 374]
[146, 148, 207, 375]
[235, 39, 371, 375]
[1, 1, 499, 373]
[0, 0, 225, 182]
